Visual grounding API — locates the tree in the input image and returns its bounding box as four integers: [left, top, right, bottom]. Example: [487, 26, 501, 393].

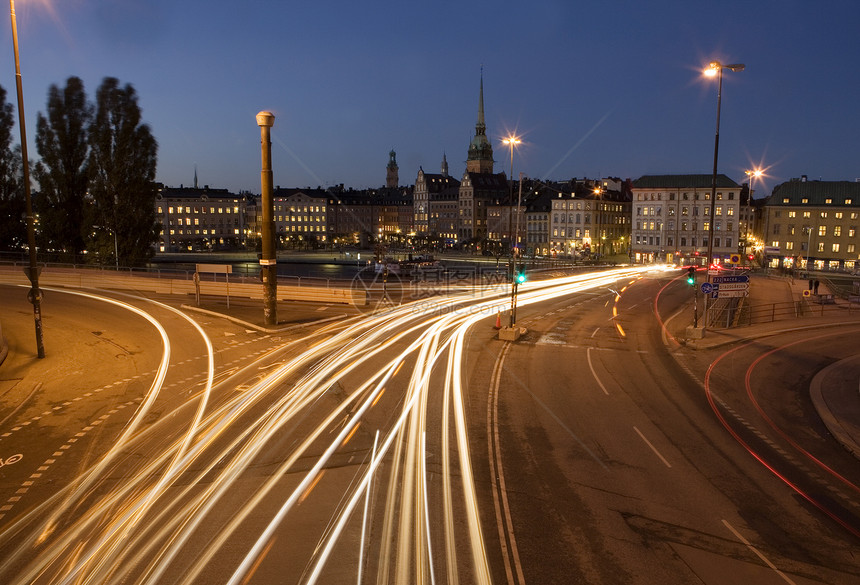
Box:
[0, 84, 24, 252]
[33, 76, 92, 260]
[86, 77, 158, 267]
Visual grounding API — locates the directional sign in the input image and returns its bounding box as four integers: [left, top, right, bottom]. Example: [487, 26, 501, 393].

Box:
[717, 282, 749, 291]
[717, 289, 749, 298]
[713, 274, 749, 284]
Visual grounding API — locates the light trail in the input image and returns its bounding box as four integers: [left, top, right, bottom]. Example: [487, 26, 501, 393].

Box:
[0, 266, 655, 584]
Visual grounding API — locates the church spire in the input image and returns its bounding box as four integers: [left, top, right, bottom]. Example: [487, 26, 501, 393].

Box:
[477, 69, 486, 129]
[466, 68, 494, 174]
[441, 152, 449, 177]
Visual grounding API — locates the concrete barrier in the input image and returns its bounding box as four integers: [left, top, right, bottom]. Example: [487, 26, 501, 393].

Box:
[0, 266, 365, 306]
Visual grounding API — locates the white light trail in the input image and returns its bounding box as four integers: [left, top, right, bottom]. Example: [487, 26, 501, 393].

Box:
[0, 267, 653, 585]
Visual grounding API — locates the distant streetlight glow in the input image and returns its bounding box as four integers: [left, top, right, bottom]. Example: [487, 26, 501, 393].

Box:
[744, 168, 763, 261]
[502, 134, 521, 251]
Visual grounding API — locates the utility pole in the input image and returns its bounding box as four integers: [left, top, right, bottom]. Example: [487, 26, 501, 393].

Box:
[10, 0, 44, 358]
[257, 111, 277, 326]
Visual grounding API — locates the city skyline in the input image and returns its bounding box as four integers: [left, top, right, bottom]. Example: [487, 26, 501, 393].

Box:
[3, 0, 859, 197]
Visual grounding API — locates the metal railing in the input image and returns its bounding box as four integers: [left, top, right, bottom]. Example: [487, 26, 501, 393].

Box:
[707, 297, 859, 329]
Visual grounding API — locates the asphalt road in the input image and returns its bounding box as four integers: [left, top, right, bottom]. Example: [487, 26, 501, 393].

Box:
[1, 268, 858, 584]
[470, 271, 860, 584]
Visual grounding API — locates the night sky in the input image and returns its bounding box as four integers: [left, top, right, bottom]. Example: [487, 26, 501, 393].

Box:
[4, 0, 859, 197]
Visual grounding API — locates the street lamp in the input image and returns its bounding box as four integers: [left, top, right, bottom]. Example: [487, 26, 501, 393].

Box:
[704, 60, 744, 272]
[744, 168, 762, 261]
[593, 186, 604, 258]
[502, 135, 521, 254]
[9, 0, 44, 358]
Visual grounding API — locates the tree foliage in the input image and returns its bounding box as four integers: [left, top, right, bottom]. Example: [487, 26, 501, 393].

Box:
[33, 76, 92, 259]
[86, 77, 158, 267]
[0, 84, 24, 252]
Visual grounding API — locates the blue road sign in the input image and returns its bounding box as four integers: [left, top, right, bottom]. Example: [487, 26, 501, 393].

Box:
[700, 282, 714, 294]
[713, 274, 749, 284]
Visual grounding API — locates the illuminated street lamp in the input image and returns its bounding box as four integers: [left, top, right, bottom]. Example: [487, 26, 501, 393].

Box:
[9, 0, 44, 358]
[502, 135, 521, 253]
[744, 168, 762, 261]
[704, 60, 744, 272]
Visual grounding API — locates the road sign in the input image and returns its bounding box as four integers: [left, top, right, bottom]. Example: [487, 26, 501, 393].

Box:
[713, 274, 749, 284]
[764, 246, 780, 255]
[728, 253, 741, 264]
[700, 282, 714, 294]
[196, 263, 232, 274]
[717, 289, 748, 298]
[717, 282, 749, 291]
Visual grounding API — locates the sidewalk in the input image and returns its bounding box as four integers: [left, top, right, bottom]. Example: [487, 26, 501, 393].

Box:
[679, 271, 860, 461]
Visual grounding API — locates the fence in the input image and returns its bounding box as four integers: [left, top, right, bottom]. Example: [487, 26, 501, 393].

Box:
[0, 265, 365, 306]
[706, 296, 858, 329]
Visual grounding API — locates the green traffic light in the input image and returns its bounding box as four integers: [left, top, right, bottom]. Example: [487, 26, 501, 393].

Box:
[516, 273, 526, 284]
[687, 276, 695, 286]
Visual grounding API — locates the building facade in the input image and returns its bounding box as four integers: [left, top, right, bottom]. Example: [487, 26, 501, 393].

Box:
[414, 162, 459, 238]
[631, 174, 741, 265]
[155, 185, 249, 252]
[762, 178, 860, 272]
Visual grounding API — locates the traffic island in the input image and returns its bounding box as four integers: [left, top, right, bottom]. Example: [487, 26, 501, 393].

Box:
[498, 326, 527, 341]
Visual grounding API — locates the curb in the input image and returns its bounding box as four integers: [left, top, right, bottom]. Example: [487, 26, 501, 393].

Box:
[683, 318, 860, 351]
[809, 355, 860, 461]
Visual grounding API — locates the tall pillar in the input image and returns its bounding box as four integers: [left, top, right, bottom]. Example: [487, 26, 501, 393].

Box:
[256, 111, 277, 326]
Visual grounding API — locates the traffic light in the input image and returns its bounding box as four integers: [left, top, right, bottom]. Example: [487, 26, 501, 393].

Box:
[515, 264, 527, 284]
[686, 266, 696, 286]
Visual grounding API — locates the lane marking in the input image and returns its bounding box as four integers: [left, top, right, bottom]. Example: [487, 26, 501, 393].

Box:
[722, 520, 798, 585]
[586, 348, 610, 396]
[633, 426, 671, 468]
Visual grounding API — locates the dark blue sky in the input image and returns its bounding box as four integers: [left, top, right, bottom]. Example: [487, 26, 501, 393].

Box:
[5, 0, 859, 197]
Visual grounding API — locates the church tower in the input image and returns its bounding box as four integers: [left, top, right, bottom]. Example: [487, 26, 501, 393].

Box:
[466, 72, 494, 174]
[386, 150, 399, 188]
[441, 152, 449, 177]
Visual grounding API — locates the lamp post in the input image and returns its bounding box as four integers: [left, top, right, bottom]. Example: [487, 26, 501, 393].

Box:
[502, 135, 521, 254]
[593, 186, 604, 259]
[256, 111, 277, 326]
[704, 61, 744, 271]
[744, 168, 762, 263]
[9, 0, 44, 358]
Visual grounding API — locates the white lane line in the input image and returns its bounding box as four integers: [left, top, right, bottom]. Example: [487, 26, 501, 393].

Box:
[633, 426, 671, 468]
[722, 519, 798, 585]
[586, 348, 610, 396]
